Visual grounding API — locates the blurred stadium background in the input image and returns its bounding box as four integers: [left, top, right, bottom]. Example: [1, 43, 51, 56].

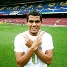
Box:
[0, 0, 67, 26]
[0, 0, 67, 67]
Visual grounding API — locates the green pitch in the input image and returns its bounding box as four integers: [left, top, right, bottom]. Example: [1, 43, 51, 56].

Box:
[0, 24, 67, 67]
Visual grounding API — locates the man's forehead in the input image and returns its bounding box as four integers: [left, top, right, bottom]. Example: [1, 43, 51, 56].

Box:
[29, 15, 40, 19]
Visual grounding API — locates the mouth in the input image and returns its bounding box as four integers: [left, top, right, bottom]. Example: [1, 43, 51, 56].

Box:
[29, 28, 38, 35]
[31, 28, 37, 31]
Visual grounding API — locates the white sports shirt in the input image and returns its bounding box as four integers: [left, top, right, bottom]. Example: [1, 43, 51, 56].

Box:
[14, 31, 54, 67]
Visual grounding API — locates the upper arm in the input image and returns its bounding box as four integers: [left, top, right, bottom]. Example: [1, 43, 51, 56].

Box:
[15, 52, 25, 63]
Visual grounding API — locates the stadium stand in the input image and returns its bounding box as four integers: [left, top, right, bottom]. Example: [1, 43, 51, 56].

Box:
[42, 18, 59, 25]
[0, 1, 67, 26]
[0, 1, 67, 15]
[0, 18, 26, 24]
[0, 17, 67, 26]
[57, 18, 67, 25]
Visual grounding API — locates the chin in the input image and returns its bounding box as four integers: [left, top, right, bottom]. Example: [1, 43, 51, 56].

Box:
[31, 31, 38, 34]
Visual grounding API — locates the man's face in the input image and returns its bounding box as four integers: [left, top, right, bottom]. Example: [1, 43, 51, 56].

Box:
[27, 15, 42, 36]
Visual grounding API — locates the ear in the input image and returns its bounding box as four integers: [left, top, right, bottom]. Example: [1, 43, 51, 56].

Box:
[26, 21, 28, 25]
[41, 21, 42, 23]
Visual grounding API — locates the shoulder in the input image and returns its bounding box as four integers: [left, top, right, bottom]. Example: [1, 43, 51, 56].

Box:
[44, 32, 52, 36]
[15, 31, 28, 40]
[15, 33, 23, 39]
[42, 31, 52, 38]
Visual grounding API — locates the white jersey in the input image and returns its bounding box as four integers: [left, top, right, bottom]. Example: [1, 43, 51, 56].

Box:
[14, 31, 54, 67]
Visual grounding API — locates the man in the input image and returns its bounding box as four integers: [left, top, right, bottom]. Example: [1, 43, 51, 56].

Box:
[14, 10, 54, 67]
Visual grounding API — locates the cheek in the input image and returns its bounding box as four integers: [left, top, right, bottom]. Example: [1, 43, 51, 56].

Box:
[38, 24, 41, 27]
[27, 24, 31, 29]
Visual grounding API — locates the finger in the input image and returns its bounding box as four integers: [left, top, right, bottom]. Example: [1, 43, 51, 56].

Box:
[40, 31, 45, 37]
[22, 33, 27, 39]
[22, 33, 29, 41]
[37, 30, 45, 37]
[37, 30, 41, 36]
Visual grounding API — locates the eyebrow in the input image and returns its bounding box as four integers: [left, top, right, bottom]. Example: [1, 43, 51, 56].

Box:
[28, 20, 40, 22]
[29, 20, 40, 22]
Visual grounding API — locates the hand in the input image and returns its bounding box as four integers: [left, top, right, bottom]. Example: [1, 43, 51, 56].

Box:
[22, 30, 44, 50]
[22, 33, 33, 48]
[31, 30, 45, 50]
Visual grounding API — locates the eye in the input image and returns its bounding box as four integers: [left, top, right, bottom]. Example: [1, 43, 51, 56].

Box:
[29, 20, 34, 23]
[35, 20, 40, 23]
[28, 20, 40, 23]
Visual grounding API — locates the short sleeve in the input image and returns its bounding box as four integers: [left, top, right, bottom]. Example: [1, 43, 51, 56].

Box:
[46, 34, 54, 50]
[14, 33, 25, 52]
[42, 32, 54, 51]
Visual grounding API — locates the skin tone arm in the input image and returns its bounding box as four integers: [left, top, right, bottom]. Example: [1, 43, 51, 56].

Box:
[35, 48, 53, 64]
[15, 47, 35, 67]
[24, 31, 53, 64]
[15, 31, 53, 67]
[15, 31, 42, 67]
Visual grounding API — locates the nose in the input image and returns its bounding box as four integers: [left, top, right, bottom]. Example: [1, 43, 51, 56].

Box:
[32, 22, 36, 26]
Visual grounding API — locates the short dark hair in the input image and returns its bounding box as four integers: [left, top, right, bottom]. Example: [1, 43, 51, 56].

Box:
[26, 10, 42, 22]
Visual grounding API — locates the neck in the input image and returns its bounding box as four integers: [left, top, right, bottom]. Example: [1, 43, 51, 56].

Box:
[29, 32, 38, 36]
[28, 30, 41, 36]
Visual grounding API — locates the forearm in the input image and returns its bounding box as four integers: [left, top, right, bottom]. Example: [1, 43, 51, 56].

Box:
[17, 65, 24, 67]
[35, 48, 52, 64]
[17, 47, 35, 66]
